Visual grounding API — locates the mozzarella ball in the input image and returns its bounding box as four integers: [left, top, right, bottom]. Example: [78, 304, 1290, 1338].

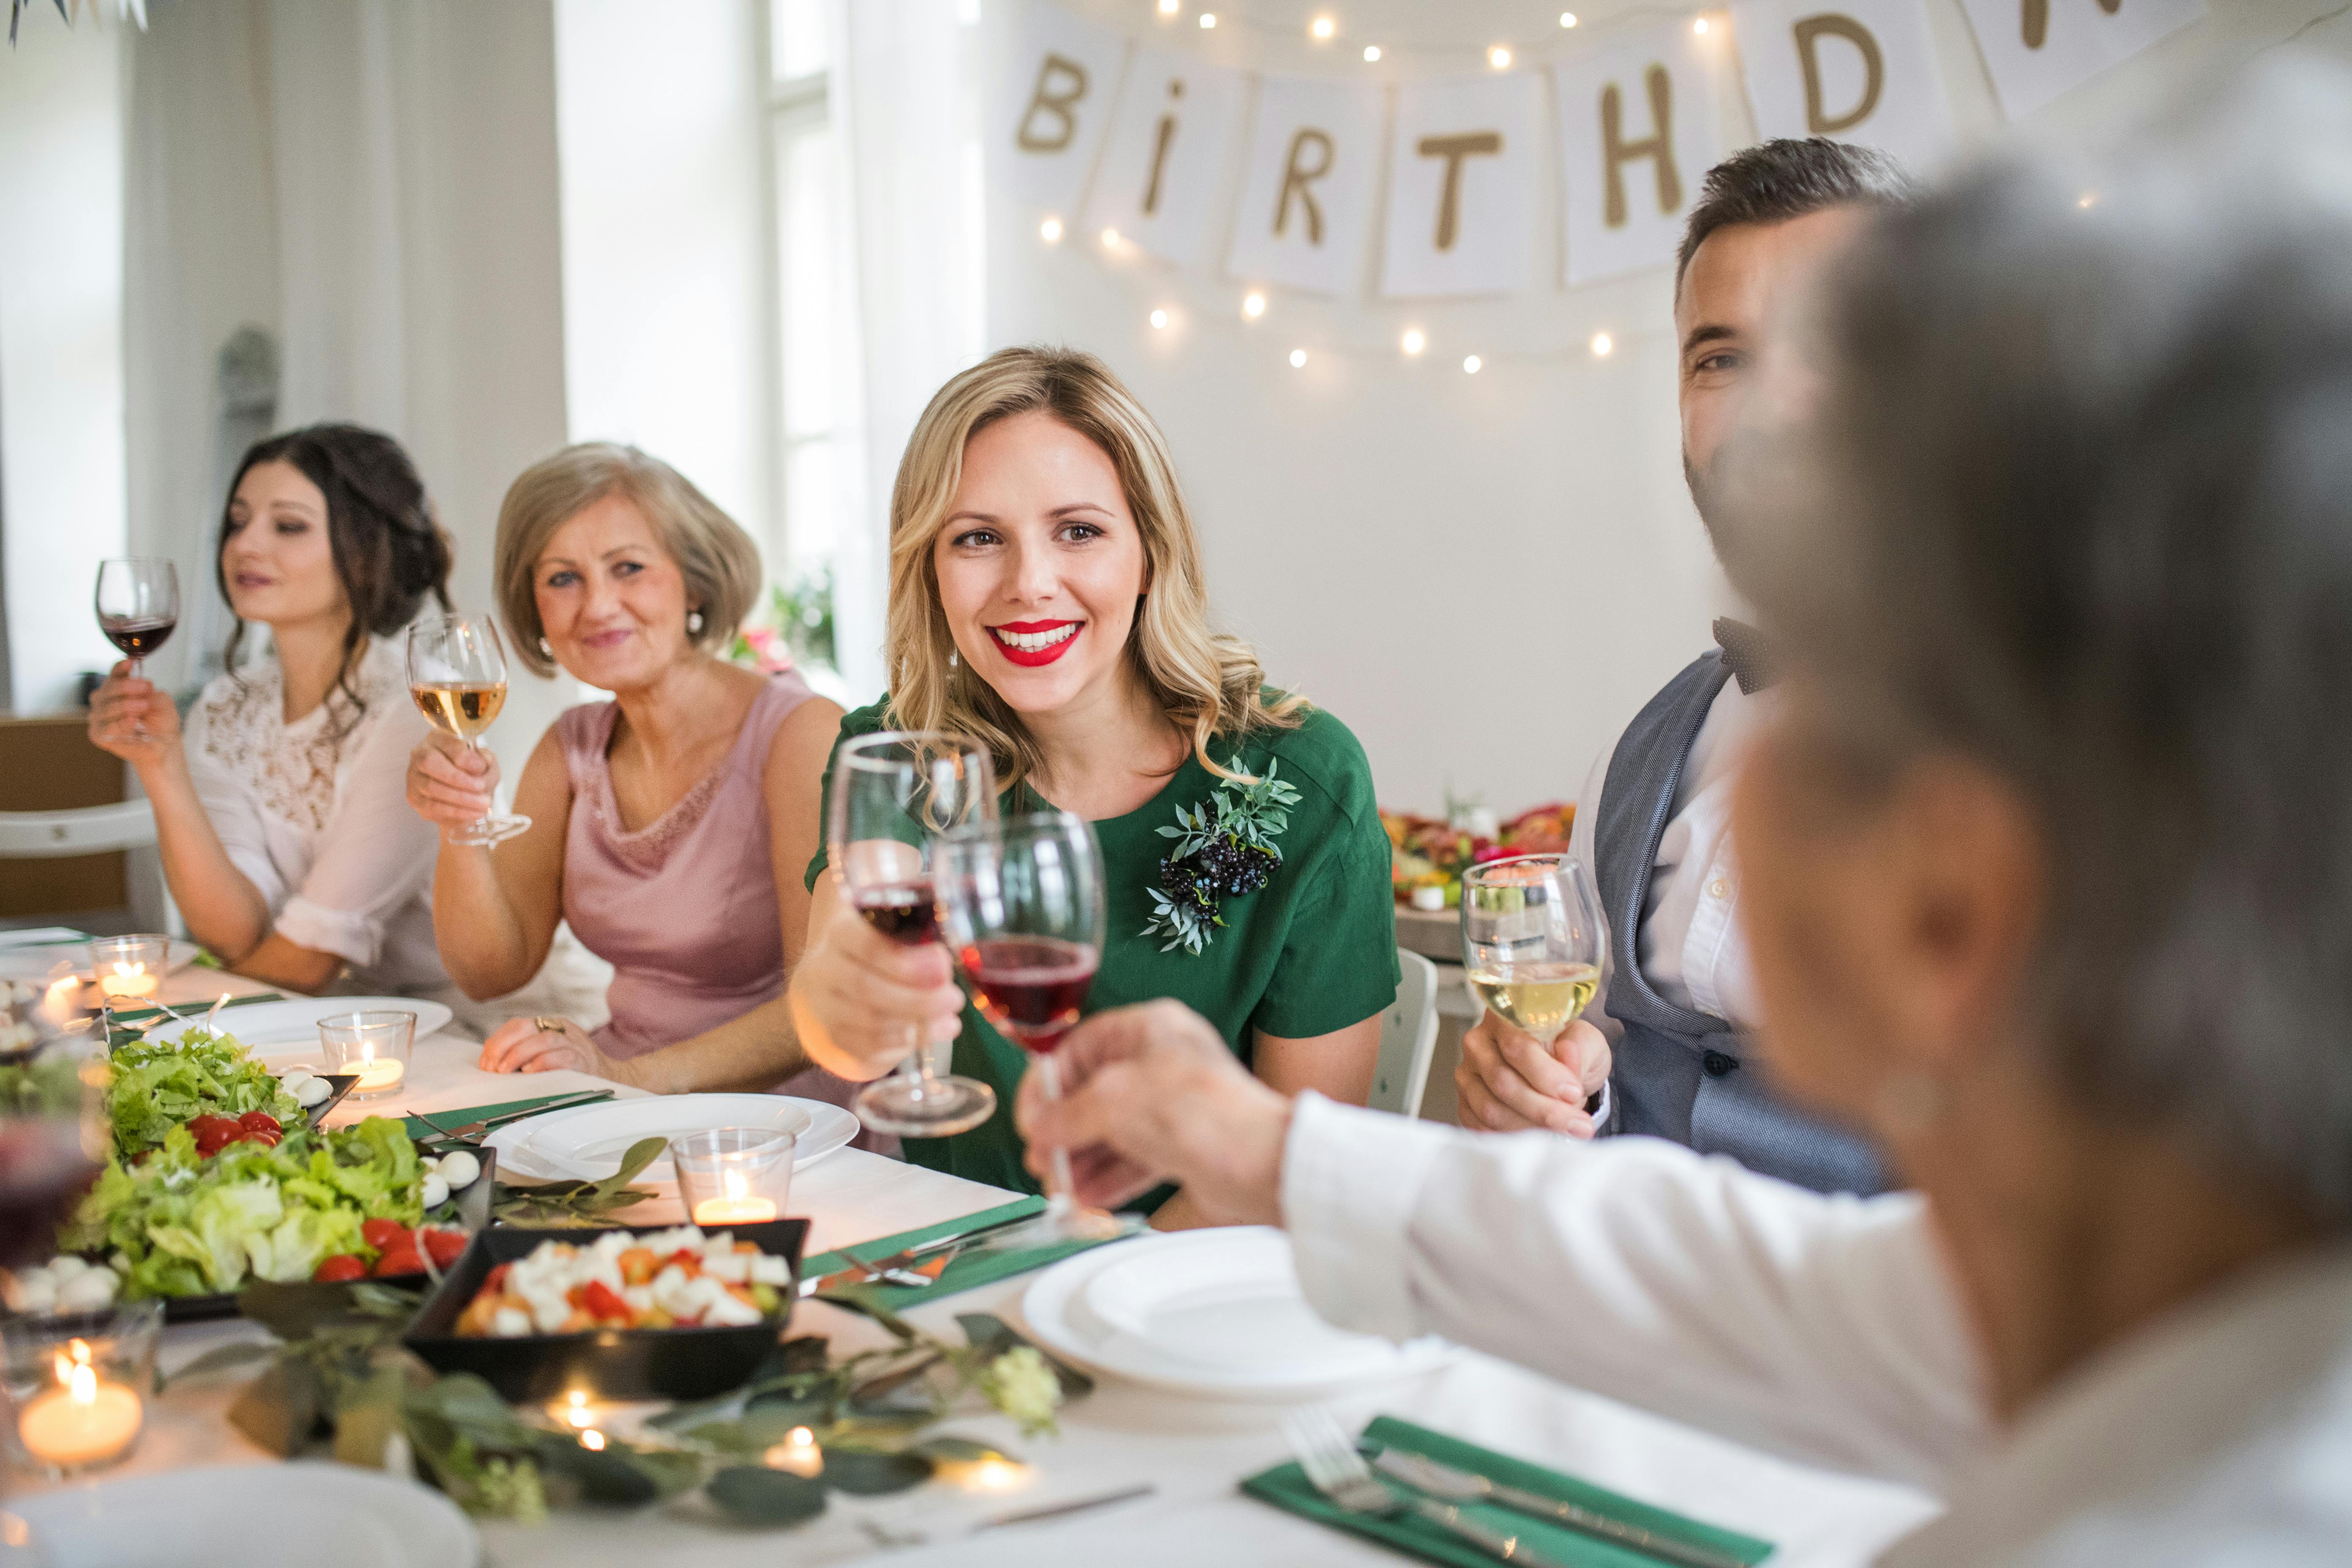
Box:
[436, 1151, 481, 1191]
[421, 1174, 450, 1209]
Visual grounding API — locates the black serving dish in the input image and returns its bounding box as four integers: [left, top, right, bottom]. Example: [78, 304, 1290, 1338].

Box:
[302, 1073, 362, 1128]
[403, 1216, 808, 1403]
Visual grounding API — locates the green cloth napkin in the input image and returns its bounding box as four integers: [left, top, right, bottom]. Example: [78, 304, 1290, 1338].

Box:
[106, 991, 283, 1024]
[401, 1092, 603, 1143]
[800, 1196, 1115, 1308]
[1241, 1414, 1775, 1568]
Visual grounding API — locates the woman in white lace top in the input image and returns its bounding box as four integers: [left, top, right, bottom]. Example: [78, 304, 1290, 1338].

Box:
[87, 425, 453, 995]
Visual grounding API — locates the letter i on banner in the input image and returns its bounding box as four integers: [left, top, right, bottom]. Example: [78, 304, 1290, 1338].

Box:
[1084, 46, 1250, 268]
[1227, 75, 1384, 297]
[1957, 0, 2203, 119]
[997, 0, 1132, 220]
[1379, 75, 1543, 298]
[1554, 24, 1728, 286]
[1732, 0, 1956, 169]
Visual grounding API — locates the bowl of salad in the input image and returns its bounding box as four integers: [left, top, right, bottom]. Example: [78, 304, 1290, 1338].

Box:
[404, 1219, 808, 1402]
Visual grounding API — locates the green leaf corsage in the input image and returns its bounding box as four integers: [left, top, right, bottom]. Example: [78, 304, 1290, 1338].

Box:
[1141, 759, 1304, 954]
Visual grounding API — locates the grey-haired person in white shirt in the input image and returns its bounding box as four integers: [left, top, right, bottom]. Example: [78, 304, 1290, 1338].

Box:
[1019, 65, 2352, 1567]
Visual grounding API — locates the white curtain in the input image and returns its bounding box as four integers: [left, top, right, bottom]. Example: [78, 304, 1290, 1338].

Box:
[828, 0, 987, 701]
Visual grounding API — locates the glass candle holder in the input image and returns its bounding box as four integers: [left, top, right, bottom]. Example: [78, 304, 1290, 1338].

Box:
[86, 936, 169, 1003]
[673, 1128, 796, 1227]
[2, 1298, 161, 1478]
[318, 1011, 416, 1100]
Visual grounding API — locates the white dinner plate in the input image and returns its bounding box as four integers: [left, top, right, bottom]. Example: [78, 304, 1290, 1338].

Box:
[0, 938, 203, 984]
[1022, 1227, 1455, 1402]
[483, 1093, 859, 1183]
[140, 996, 455, 1059]
[8, 1460, 479, 1567]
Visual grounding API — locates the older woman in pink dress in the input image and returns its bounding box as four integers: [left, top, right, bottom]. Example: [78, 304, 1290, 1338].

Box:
[403, 444, 859, 1118]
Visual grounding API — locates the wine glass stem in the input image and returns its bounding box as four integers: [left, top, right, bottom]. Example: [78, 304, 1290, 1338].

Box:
[1035, 1050, 1076, 1214]
[893, 1024, 936, 1099]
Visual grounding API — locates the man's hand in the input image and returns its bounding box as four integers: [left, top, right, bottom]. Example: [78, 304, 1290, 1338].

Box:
[1017, 1000, 1290, 1225]
[1454, 1015, 1612, 1136]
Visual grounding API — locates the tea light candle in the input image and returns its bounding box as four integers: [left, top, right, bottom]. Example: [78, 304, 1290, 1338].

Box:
[764, 1425, 823, 1478]
[349, 1046, 405, 1094]
[98, 962, 157, 1000]
[18, 1342, 141, 1470]
[691, 1169, 779, 1226]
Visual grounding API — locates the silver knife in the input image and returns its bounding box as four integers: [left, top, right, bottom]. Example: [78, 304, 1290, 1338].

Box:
[414, 1088, 616, 1145]
[1373, 1448, 1754, 1568]
[796, 1209, 1043, 1297]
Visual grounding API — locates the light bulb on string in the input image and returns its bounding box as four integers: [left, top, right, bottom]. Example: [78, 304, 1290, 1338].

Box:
[1150, 308, 1170, 329]
[1310, 15, 1334, 41]
[1100, 227, 1122, 250]
[1289, 348, 1308, 369]
[1039, 216, 1063, 244]
[1157, 0, 1179, 12]
[1590, 332, 1614, 357]
[1401, 328, 1426, 356]
[1198, 12, 1216, 27]
[1693, 16, 1710, 33]
[1242, 292, 1266, 319]
[1560, 11, 1578, 26]
[1487, 44, 1512, 69]
[1462, 354, 1483, 374]
[1364, 44, 1382, 61]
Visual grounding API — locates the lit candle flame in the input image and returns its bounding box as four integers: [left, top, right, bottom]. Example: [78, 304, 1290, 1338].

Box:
[580, 1428, 605, 1451]
[565, 1391, 593, 1428]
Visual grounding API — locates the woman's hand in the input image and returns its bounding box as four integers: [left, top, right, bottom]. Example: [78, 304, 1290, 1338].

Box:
[1454, 1015, 1612, 1137]
[479, 1015, 630, 1082]
[789, 883, 966, 1083]
[406, 730, 498, 830]
[86, 662, 182, 770]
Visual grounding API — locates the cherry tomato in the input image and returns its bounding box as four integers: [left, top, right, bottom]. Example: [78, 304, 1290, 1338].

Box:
[420, 1228, 468, 1269]
[238, 1111, 282, 1136]
[361, 1218, 411, 1253]
[373, 1246, 426, 1277]
[581, 1279, 630, 1321]
[313, 1255, 367, 1283]
[481, 1262, 512, 1295]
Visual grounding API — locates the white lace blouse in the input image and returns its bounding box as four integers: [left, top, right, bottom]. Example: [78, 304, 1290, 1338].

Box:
[180, 635, 446, 992]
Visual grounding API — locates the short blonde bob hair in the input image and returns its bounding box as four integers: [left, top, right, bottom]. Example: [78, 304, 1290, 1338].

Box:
[887, 346, 1301, 789]
[494, 442, 760, 679]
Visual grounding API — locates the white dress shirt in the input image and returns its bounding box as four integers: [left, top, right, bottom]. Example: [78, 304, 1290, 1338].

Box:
[181, 636, 447, 992]
[1284, 1093, 2352, 1563]
[1568, 676, 1769, 1042]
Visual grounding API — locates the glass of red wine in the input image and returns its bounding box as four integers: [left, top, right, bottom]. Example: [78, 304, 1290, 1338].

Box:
[94, 558, 180, 742]
[936, 809, 1141, 1244]
[829, 732, 1000, 1137]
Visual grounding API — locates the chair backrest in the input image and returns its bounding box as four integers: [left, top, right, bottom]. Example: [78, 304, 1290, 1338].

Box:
[1369, 947, 1441, 1118]
[0, 801, 159, 859]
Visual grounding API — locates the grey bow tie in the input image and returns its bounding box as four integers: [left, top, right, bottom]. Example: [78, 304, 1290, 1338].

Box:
[1712, 618, 1775, 695]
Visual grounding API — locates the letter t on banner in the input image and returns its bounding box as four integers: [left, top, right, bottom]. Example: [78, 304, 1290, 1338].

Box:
[995, 0, 1132, 218]
[1380, 74, 1542, 298]
[1085, 46, 1251, 268]
[1733, 0, 1956, 168]
[1957, 0, 2202, 119]
[1555, 24, 1728, 286]
[1227, 74, 1384, 296]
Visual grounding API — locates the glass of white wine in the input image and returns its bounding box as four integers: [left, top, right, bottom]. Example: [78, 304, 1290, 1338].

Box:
[407, 613, 531, 847]
[1461, 854, 1607, 1057]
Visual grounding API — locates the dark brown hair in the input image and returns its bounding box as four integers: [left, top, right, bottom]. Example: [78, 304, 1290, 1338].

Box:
[1675, 137, 1914, 294]
[218, 423, 453, 719]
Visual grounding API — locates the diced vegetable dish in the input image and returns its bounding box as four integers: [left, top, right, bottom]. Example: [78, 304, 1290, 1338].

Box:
[455, 1227, 791, 1337]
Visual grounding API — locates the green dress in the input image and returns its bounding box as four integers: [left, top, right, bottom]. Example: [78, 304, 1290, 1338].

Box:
[807, 696, 1400, 1199]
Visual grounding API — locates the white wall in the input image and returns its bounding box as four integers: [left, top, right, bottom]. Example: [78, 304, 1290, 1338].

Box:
[553, 0, 774, 562]
[985, 0, 2352, 816]
[0, 16, 127, 715]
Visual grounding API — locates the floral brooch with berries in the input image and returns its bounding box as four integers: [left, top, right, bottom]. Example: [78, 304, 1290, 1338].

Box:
[1141, 760, 1304, 954]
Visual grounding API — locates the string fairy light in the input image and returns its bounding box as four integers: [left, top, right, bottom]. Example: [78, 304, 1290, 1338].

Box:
[1362, 43, 1380, 60]
[1590, 331, 1614, 356]
[1693, 15, 1710, 32]
[1560, 11, 1579, 25]
[1100, 226, 1122, 249]
[1400, 327, 1425, 356]
[1198, 11, 1216, 26]
[1040, 216, 1064, 243]
[1158, 0, 1179, 11]
[1150, 308, 1171, 329]
[1309, 14, 1334, 40]
[1462, 354, 1483, 374]
[1487, 44, 1512, 68]
[1289, 348, 1308, 368]
[1242, 291, 1267, 318]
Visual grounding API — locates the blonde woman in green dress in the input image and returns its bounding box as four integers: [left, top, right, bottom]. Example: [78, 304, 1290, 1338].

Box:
[791, 347, 1398, 1228]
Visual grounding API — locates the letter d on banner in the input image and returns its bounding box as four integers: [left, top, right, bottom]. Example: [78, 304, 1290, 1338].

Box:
[1555, 24, 1726, 286]
[1733, 0, 1956, 168]
[996, 0, 1131, 218]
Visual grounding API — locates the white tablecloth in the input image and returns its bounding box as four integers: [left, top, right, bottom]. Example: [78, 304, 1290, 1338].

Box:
[29, 990, 1943, 1565]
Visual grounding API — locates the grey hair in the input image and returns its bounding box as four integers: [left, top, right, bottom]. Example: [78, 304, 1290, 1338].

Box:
[1759, 62, 2352, 1222]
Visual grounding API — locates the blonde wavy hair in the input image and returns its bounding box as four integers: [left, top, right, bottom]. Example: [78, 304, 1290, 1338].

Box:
[886, 346, 1302, 790]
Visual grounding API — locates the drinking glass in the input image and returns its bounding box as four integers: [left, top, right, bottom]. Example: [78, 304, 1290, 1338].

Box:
[94, 558, 179, 741]
[1460, 855, 1609, 1050]
[673, 1128, 795, 1226]
[830, 732, 999, 1137]
[406, 614, 530, 847]
[935, 810, 1138, 1244]
[318, 1010, 416, 1101]
[1, 1298, 161, 1478]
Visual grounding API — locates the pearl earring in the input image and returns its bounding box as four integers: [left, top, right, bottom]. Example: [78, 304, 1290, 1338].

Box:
[687, 610, 705, 635]
[948, 648, 959, 670]
[538, 637, 552, 657]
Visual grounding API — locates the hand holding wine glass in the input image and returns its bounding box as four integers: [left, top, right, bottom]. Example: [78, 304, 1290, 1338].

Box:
[86, 662, 183, 768]
[406, 614, 530, 847]
[1457, 855, 1611, 1132]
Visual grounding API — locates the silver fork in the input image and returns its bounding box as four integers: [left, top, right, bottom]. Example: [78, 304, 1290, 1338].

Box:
[1280, 1408, 1568, 1568]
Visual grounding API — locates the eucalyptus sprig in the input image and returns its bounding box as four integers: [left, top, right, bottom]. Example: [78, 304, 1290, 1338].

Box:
[491, 1135, 666, 1227]
[1143, 758, 1303, 954]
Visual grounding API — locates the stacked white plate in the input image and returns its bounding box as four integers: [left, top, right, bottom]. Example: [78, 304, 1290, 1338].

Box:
[9, 1461, 478, 1567]
[140, 996, 456, 1059]
[1022, 1227, 1455, 1401]
[482, 1093, 860, 1184]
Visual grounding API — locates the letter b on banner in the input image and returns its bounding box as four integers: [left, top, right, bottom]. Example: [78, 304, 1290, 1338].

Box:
[1555, 26, 1724, 286]
[996, 2, 1130, 217]
[1734, 0, 1956, 168]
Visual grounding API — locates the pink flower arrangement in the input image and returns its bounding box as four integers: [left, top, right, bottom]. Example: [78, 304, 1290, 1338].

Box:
[732, 624, 797, 675]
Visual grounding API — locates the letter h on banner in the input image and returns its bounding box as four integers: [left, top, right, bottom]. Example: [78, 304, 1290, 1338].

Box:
[1555, 24, 1726, 287]
[1228, 74, 1384, 296]
[1733, 0, 1956, 169]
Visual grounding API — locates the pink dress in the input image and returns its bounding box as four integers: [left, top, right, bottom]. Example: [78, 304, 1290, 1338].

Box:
[556, 674, 875, 1142]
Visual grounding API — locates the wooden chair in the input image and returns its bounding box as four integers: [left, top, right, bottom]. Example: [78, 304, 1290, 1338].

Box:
[1370, 947, 1440, 1118]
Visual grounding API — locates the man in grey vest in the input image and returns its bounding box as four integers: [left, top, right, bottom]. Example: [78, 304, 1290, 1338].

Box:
[1454, 139, 1912, 1195]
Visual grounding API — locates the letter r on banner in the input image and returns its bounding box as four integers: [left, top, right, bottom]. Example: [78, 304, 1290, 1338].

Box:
[1230, 73, 1383, 296]
[1277, 128, 1334, 242]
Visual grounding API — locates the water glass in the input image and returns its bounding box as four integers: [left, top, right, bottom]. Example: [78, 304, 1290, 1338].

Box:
[672, 1128, 796, 1227]
[1, 1298, 162, 1478]
[318, 1011, 417, 1100]
[85, 936, 169, 1004]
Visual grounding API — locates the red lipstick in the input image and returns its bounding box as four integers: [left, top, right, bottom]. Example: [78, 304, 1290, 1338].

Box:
[987, 619, 1082, 668]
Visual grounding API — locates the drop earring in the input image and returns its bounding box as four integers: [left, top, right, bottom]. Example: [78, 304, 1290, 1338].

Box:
[947, 648, 959, 670]
[538, 637, 552, 657]
[687, 609, 705, 635]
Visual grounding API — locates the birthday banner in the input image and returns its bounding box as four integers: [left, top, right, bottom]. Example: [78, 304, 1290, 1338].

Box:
[1000, 0, 2204, 296]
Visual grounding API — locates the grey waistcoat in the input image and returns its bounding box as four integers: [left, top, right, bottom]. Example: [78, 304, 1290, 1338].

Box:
[1594, 650, 1888, 1195]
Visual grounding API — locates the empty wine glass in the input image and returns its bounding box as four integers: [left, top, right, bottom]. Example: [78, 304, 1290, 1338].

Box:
[406, 614, 531, 847]
[830, 732, 1001, 1137]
